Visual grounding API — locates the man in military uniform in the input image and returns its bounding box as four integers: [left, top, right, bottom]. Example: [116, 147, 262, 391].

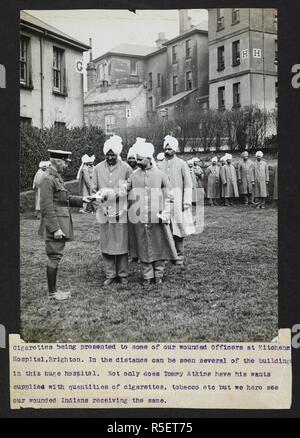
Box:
[39, 150, 91, 301]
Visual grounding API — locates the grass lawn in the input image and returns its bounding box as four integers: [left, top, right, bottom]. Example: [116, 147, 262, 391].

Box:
[20, 204, 277, 343]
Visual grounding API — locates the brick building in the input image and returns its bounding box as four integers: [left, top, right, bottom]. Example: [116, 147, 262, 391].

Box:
[20, 11, 90, 128]
[208, 8, 278, 111]
[84, 10, 209, 132]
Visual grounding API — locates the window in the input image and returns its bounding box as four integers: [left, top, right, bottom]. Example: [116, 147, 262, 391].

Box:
[233, 82, 241, 107]
[172, 45, 177, 63]
[105, 115, 115, 135]
[148, 96, 153, 112]
[232, 8, 240, 24]
[157, 73, 161, 88]
[54, 121, 66, 128]
[217, 9, 225, 30]
[20, 117, 32, 127]
[217, 46, 225, 70]
[20, 36, 31, 87]
[218, 86, 225, 110]
[232, 40, 240, 66]
[130, 59, 137, 75]
[148, 72, 153, 90]
[173, 76, 178, 95]
[275, 82, 278, 106]
[186, 71, 192, 90]
[186, 39, 191, 58]
[275, 39, 278, 64]
[53, 47, 66, 94]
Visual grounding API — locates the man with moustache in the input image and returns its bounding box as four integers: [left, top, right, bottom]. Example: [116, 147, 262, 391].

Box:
[237, 151, 254, 205]
[92, 135, 132, 286]
[127, 146, 138, 170]
[127, 140, 178, 286]
[159, 135, 194, 266]
[39, 150, 91, 301]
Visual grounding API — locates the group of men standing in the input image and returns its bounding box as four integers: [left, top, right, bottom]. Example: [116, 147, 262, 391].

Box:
[38, 135, 194, 300]
[187, 150, 275, 209]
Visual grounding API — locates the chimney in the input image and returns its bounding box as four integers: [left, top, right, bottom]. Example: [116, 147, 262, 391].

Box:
[155, 32, 168, 48]
[178, 9, 192, 34]
[89, 37, 93, 62]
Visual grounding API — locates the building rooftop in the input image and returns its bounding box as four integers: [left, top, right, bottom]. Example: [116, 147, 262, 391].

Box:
[157, 88, 198, 108]
[163, 26, 208, 46]
[85, 85, 144, 105]
[20, 11, 90, 51]
[93, 43, 157, 62]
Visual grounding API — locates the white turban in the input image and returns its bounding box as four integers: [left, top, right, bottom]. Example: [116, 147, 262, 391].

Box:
[256, 151, 263, 158]
[103, 135, 123, 156]
[135, 141, 155, 159]
[241, 151, 249, 158]
[81, 154, 95, 163]
[226, 154, 233, 160]
[193, 157, 200, 163]
[211, 157, 218, 163]
[156, 152, 165, 161]
[163, 135, 178, 152]
[39, 161, 50, 168]
[77, 154, 95, 179]
[127, 147, 136, 160]
[220, 156, 227, 162]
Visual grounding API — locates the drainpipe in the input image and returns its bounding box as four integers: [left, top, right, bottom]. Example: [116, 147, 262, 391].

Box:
[39, 34, 45, 129]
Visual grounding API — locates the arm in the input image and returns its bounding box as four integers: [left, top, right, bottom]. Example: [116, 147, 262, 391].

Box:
[265, 162, 270, 183]
[220, 166, 227, 185]
[182, 162, 193, 207]
[237, 163, 241, 181]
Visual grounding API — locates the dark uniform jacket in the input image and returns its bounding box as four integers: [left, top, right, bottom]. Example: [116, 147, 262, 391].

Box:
[39, 166, 83, 241]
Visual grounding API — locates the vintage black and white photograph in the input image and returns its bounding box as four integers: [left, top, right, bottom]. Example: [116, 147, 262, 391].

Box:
[20, 8, 278, 343]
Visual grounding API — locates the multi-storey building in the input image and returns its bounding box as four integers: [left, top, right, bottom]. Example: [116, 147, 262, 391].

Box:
[208, 8, 278, 111]
[20, 11, 90, 128]
[84, 10, 209, 132]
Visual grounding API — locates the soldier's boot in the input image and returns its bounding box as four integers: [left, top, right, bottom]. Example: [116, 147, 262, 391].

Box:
[47, 266, 57, 298]
[47, 266, 70, 301]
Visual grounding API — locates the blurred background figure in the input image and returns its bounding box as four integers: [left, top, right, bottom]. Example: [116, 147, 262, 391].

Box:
[251, 151, 269, 209]
[237, 151, 254, 205]
[205, 157, 220, 206]
[33, 160, 50, 219]
[127, 146, 138, 170]
[77, 154, 95, 213]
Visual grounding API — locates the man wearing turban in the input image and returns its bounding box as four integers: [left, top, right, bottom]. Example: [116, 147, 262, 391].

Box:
[92, 135, 132, 286]
[251, 151, 269, 209]
[127, 139, 178, 286]
[205, 156, 220, 206]
[159, 135, 194, 266]
[77, 154, 95, 213]
[127, 146, 138, 170]
[220, 154, 239, 206]
[237, 151, 254, 205]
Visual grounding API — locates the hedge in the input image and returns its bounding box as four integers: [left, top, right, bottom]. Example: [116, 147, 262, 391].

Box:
[20, 125, 106, 191]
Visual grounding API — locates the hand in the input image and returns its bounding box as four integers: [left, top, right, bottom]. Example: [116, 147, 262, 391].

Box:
[54, 229, 66, 239]
[252, 182, 255, 186]
[83, 196, 91, 203]
[182, 203, 191, 211]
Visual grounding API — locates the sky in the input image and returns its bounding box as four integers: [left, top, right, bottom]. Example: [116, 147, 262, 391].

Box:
[25, 9, 208, 91]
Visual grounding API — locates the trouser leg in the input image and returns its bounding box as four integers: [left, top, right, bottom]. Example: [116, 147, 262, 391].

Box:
[173, 235, 184, 262]
[244, 194, 249, 205]
[225, 198, 230, 206]
[45, 240, 65, 294]
[260, 197, 266, 208]
[141, 262, 154, 280]
[153, 260, 165, 278]
[102, 253, 117, 279]
[116, 254, 128, 278]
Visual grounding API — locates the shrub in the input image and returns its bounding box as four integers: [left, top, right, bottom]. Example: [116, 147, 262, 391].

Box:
[20, 125, 106, 191]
